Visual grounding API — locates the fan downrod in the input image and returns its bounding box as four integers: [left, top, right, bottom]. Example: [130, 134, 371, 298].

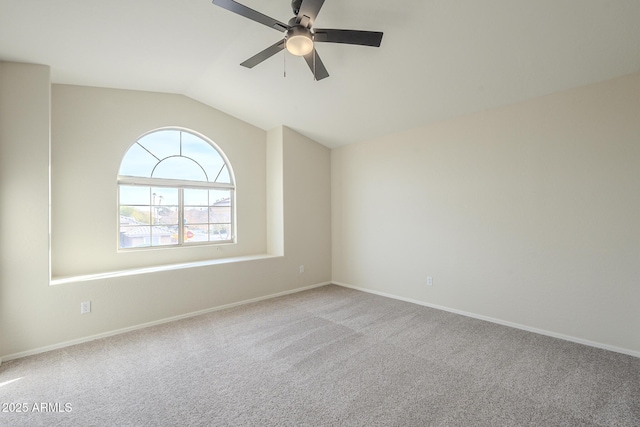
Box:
[291, 0, 302, 16]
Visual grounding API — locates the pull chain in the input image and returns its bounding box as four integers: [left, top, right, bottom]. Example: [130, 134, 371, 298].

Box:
[313, 49, 316, 81]
[283, 49, 286, 78]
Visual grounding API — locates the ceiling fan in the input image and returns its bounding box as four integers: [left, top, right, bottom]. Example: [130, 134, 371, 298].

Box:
[211, 0, 383, 80]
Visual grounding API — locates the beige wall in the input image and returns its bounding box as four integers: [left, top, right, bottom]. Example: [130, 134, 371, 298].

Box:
[266, 127, 284, 256]
[0, 63, 331, 359]
[282, 126, 332, 272]
[51, 85, 268, 277]
[0, 63, 51, 359]
[332, 72, 640, 355]
[2, 60, 637, 359]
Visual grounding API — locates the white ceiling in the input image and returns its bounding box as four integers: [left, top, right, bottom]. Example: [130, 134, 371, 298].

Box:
[2, 0, 640, 148]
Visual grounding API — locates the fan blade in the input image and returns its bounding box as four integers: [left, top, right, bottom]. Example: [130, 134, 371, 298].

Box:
[297, 0, 325, 28]
[212, 0, 289, 32]
[303, 49, 329, 81]
[313, 29, 383, 47]
[240, 40, 286, 68]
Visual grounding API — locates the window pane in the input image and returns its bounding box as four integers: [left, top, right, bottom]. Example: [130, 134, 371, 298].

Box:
[118, 143, 158, 177]
[184, 206, 208, 225]
[151, 226, 176, 247]
[152, 205, 178, 225]
[152, 157, 207, 181]
[120, 226, 151, 248]
[209, 205, 231, 225]
[137, 130, 181, 161]
[185, 223, 208, 243]
[184, 188, 209, 206]
[119, 186, 150, 205]
[210, 223, 231, 241]
[215, 164, 231, 184]
[120, 206, 151, 225]
[181, 132, 226, 183]
[209, 189, 230, 204]
[151, 187, 178, 205]
[210, 190, 231, 226]
[118, 128, 235, 250]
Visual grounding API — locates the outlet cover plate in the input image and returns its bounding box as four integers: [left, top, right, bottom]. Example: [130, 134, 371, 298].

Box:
[81, 301, 91, 314]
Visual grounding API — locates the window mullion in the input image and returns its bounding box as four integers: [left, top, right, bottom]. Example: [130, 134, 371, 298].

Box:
[118, 176, 234, 190]
[149, 187, 154, 247]
[179, 188, 184, 245]
[230, 189, 235, 240]
[206, 189, 210, 243]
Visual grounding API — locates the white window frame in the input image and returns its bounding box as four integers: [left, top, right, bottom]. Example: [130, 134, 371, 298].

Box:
[117, 128, 236, 251]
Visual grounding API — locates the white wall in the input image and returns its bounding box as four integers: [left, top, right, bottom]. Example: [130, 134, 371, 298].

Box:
[332, 72, 640, 355]
[51, 85, 267, 277]
[266, 127, 284, 256]
[0, 63, 51, 359]
[3, 60, 636, 359]
[282, 126, 332, 271]
[0, 63, 331, 359]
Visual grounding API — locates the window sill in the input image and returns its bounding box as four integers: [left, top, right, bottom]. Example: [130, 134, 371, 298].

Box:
[50, 254, 281, 286]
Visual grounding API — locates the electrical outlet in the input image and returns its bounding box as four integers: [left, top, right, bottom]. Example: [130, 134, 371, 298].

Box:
[80, 301, 91, 314]
[299, 265, 305, 273]
[427, 277, 433, 286]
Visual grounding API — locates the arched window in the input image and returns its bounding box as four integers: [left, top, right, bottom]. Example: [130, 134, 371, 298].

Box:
[118, 128, 235, 249]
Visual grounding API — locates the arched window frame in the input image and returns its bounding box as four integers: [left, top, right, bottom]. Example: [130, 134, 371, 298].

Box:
[117, 127, 236, 250]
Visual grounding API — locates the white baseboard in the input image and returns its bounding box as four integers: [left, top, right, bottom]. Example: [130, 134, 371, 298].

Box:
[332, 281, 640, 359]
[1, 281, 331, 364]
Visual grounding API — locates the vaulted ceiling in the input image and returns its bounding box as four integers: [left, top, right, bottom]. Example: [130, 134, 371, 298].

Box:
[2, 0, 640, 147]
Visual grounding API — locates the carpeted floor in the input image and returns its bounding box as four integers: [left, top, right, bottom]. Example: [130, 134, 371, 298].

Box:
[1, 284, 638, 426]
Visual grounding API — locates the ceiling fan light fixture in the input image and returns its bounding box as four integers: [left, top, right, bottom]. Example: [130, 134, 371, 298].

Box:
[211, 0, 383, 80]
[286, 26, 314, 56]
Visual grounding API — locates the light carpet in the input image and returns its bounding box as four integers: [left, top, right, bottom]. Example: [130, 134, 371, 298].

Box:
[0, 284, 638, 426]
